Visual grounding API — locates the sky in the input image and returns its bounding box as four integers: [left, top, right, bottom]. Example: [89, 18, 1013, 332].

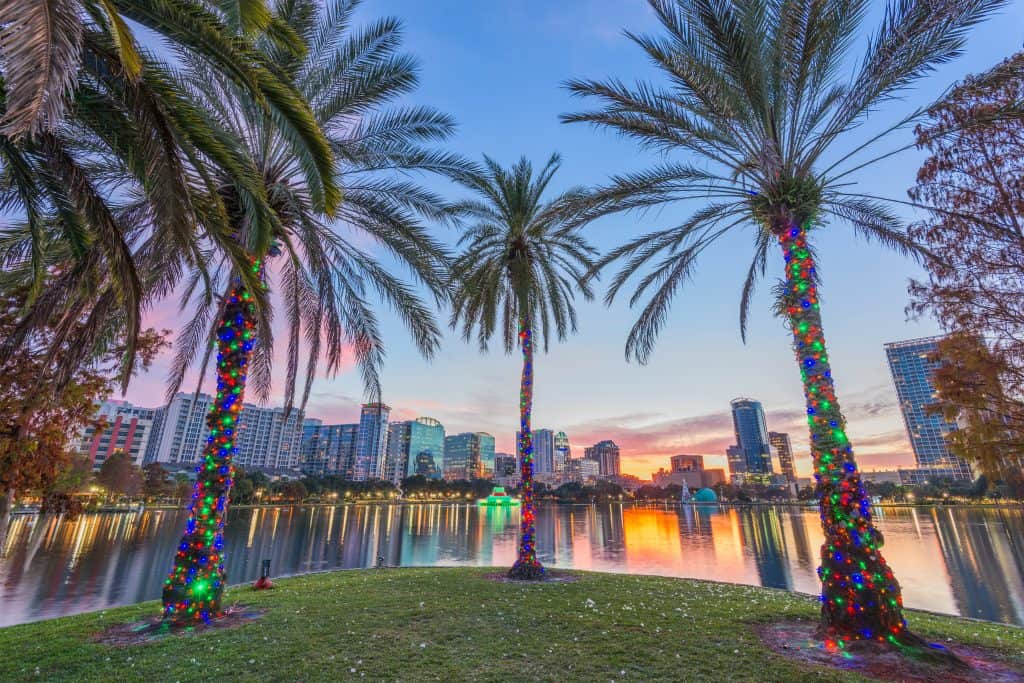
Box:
[123, 0, 1024, 480]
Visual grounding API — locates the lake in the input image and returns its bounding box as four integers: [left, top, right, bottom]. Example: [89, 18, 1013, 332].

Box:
[2, 503, 1024, 628]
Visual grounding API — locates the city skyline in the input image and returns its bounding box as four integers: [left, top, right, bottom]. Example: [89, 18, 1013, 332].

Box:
[107, 341, 922, 483]
[119, 0, 1024, 480]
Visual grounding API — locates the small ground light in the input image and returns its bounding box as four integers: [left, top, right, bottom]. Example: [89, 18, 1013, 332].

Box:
[253, 559, 274, 590]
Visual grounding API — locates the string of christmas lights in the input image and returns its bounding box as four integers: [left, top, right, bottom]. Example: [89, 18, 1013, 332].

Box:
[161, 259, 263, 624]
[780, 225, 909, 649]
[509, 321, 544, 579]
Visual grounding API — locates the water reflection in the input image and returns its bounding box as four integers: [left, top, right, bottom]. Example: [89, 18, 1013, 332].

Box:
[3, 503, 1024, 627]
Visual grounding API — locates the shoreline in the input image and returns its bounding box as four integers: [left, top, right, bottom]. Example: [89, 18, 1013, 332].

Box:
[11, 499, 1023, 515]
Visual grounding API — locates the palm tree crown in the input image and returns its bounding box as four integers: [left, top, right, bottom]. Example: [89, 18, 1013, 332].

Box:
[448, 153, 597, 352]
[0, 0, 339, 388]
[564, 0, 1005, 360]
[169, 0, 463, 410]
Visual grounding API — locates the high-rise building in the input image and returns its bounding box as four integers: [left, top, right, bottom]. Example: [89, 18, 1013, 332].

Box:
[149, 393, 214, 465]
[726, 444, 745, 474]
[385, 417, 445, 484]
[584, 440, 621, 478]
[235, 404, 305, 471]
[301, 419, 358, 477]
[144, 406, 166, 463]
[493, 452, 519, 487]
[384, 421, 409, 484]
[567, 457, 601, 483]
[352, 403, 391, 481]
[76, 400, 157, 469]
[529, 429, 556, 474]
[443, 432, 495, 481]
[670, 454, 704, 472]
[885, 336, 973, 480]
[728, 398, 773, 476]
[768, 432, 797, 482]
[554, 431, 571, 476]
[150, 392, 304, 472]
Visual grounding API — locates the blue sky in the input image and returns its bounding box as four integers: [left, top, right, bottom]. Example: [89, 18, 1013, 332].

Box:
[126, 0, 1024, 478]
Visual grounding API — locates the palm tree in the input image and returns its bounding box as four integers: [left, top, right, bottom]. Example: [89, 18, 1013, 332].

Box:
[159, 0, 460, 622]
[448, 154, 596, 580]
[563, 0, 1004, 647]
[0, 0, 338, 388]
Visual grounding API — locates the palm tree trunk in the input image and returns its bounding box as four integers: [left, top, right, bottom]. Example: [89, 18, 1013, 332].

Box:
[508, 317, 544, 579]
[778, 223, 914, 647]
[161, 265, 260, 624]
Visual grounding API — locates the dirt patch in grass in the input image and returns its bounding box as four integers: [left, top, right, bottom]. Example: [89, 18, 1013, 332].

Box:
[93, 606, 266, 647]
[482, 570, 580, 584]
[757, 620, 1024, 682]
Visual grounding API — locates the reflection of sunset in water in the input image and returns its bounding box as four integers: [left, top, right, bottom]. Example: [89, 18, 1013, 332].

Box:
[709, 509, 749, 584]
[3, 504, 1024, 628]
[622, 507, 683, 572]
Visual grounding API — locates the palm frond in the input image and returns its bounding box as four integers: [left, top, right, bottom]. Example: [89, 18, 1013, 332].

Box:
[0, 0, 83, 137]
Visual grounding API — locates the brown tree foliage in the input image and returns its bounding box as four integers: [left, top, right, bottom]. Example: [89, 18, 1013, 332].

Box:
[97, 452, 143, 497]
[142, 462, 171, 498]
[908, 52, 1024, 479]
[0, 290, 166, 513]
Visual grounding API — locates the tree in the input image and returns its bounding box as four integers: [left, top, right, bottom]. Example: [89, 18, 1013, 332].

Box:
[172, 476, 193, 503]
[96, 451, 142, 497]
[907, 53, 1024, 483]
[143, 463, 171, 499]
[160, 0, 459, 623]
[929, 335, 1024, 482]
[0, 288, 163, 549]
[272, 480, 308, 503]
[230, 470, 255, 505]
[563, 0, 1005, 648]
[448, 154, 597, 579]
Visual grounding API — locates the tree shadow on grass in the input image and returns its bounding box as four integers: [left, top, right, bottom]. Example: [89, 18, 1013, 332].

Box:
[92, 606, 266, 647]
[482, 570, 580, 584]
[757, 620, 1024, 682]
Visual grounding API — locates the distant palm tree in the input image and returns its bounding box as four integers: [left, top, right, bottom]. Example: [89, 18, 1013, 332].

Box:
[564, 0, 1004, 647]
[158, 0, 461, 622]
[448, 154, 596, 579]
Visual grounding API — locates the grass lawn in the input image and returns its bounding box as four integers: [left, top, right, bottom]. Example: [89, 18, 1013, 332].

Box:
[1, 567, 1022, 681]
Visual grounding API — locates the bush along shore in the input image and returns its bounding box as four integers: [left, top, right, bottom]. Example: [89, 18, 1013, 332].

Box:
[1, 568, 1023, 682]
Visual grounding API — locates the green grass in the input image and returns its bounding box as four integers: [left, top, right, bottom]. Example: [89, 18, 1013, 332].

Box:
[1, 568, 1022, 681]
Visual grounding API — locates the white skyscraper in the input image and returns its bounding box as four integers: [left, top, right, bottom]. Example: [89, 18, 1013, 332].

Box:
[150, 392, 304, 471]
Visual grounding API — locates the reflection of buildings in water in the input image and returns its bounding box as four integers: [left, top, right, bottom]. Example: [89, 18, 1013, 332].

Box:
[591, 504, 625, 556]
[736, 508, 791, 590]
[932, 508, 1024, 624]
[995, 510, 1024, 593]
[566, 506, 596, 571]
[533, 505, 558, 566]
[376, 505, 404, 567]
[709, 509, 745, 572]
[676, 504, 713, 538]
[9, 505, 1024, 628]
[546, 504, 580, 567]
[475, 505, 516, 567]
[786, 510, 817, 572]
[398, 504, 504, 568]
